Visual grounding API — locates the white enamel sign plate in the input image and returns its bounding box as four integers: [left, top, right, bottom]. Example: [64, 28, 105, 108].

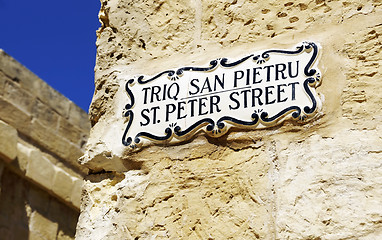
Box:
[122, 42, 321, 148]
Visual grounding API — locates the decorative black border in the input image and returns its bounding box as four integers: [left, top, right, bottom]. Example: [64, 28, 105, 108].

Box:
[122, 42, 321, 148]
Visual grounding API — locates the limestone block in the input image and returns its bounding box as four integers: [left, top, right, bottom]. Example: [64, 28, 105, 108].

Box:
[68, 101, 91, 131]
[77, 0, 382, 239]
[0, 49, 71, 118]
[274, 130, 382, 239]
[4, 80, 35, 114]
[77, 145, 274, 239]
[14, 142, 32, 173]
[32, 99, 59, 130]
[0, 49, 25, 81]
[0, 120, 17, 162]
[64, 143, 87, 169]
[0, 49, 42, 95]
[26, 150, 55, 190]
[38, 80, 70, 118]
[54, 160, 84, 180]
[30, 119, 88, 174]
[30, 119, 66, 157]
[52, 168, 74, 202]
[340, 24, 382, 129]
[71, 178, 83, 209]
[0, 96, 32, 134]
[29, 211, 58, 240]
[0, 71, 6, 96]
[28, 231, 43, 240]
[58, 117, 83, 145]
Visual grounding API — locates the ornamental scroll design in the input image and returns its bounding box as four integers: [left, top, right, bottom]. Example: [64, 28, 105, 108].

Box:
[122, 42, 321, 148]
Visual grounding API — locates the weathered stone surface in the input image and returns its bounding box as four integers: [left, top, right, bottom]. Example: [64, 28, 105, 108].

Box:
[0, 120, 17, 162]
[0, 50, 34, 83]
[30, 211, 58, 240]
[26, 150, 55, 190]
[14, 142, 32, 173]
[32, 99, 60, 130]
[69, 101, 91, 131]
[58, 117, 84, 146]
[0, 50, 89, 165]
[71, 178, 84, 209]
[0, 49, 90, 239]
[0, 69, 7, 96]
[78, 145, 274, 239]
[0, 96, 32, 135]
[38, 80, 71, 118]
[78, 0, 382, 239]
[275, 130, 382, 239]
[4, 80, 36, 114]
[1, 162, 80, 240]
[0, 49, 43, 100]
[52, 169, 74, 202]
[30, 119, 88, 174]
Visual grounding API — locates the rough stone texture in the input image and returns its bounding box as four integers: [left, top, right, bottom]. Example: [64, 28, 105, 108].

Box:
[0, 120, 17, 162]
[0, 50, 91, 239]
[71, 178, 84, 209]
[0, 49, 91, 173]
[26, 150, 55, 189]
[52, 169, 75, 203]
[78, 0, 382, 239]
[30, 211, 59, 240]
[15, 142, 32, 173]
[0, 168, 79, 240]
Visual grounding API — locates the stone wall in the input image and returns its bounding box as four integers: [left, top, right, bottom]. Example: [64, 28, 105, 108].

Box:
[77, 0, 382, 239]
[0, 50, 90, 239]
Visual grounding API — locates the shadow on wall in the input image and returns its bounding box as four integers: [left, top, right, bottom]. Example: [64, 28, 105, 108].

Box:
[0, 166, 78, 239]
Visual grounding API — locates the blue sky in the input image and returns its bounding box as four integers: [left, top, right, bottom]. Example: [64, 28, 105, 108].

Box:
[0, 0, 101, 111]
